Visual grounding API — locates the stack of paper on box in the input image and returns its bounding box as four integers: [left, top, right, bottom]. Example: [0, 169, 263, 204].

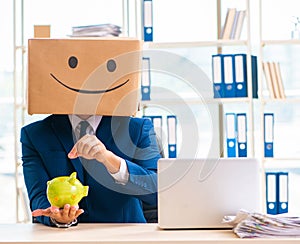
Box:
[70, 23, 121, 37]
[223, 209, 300, 238]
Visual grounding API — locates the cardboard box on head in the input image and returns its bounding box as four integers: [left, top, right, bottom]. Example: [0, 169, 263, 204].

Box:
[27, 38, 142, 116]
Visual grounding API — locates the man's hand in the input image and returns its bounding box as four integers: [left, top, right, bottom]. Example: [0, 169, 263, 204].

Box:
[68, 135, 107, 161]
[68, 135, 121, 174]
[32, 204, 84, 224]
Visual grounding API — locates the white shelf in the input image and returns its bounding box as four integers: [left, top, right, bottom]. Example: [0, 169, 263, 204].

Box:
[261, 39, 300, 46]
[140, 97, 252, 107]
[261, 97, 300, 104]
[263, 158, 300, 170]
[144, 40, 249, 49]
[15, 46, 27, 53]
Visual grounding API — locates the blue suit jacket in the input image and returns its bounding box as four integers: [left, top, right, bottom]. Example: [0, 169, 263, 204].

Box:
[21, 115, 161, 226]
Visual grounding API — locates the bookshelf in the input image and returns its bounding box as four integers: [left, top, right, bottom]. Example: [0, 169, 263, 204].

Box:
[138, 0, 300, 216]
[259, 0, 300, 164]
[139, 0, 255, 159]
[258, 0, 300, 215]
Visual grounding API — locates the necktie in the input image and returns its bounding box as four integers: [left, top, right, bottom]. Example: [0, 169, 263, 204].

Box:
[78, 120, 90, 183]
[79, 120, 90, 139]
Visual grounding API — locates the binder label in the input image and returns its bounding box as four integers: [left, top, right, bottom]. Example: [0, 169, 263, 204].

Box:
[141, 57, 151, 100]
[225, 113, 236, 157]
[237, 113, 247, 157]
[167, 115, 177, 158]
[264, 113, 274, 157]
[143, 0, 153, 41]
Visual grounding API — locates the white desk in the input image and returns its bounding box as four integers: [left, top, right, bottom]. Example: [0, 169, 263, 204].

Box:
[0, 223, 299, 244]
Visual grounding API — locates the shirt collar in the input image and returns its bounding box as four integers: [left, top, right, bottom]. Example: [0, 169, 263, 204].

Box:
[68, 114, 102, 133]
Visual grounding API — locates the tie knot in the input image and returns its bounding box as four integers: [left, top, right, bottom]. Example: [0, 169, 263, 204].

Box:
[79, 120, 90, 139]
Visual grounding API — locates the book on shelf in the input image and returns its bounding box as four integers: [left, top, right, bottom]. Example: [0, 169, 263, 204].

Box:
[262, 62, 275, 99]
[269, 62, 281, 99]
[231, 10, 246, 40]
[274, 62, 286, 99]
[221, 8, 236, 39]
[70, 23, 122, 37]
[262, 62, 286, 99]
[221, 8, 246, 40]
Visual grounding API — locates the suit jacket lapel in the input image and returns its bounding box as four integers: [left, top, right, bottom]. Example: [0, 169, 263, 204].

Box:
[96, 116, 121, 145]
[51, 115, 85, 183]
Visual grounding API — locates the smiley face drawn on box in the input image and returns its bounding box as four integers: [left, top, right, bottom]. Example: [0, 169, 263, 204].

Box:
[27, 38, 142, 116]
[50, 57, 129, 94]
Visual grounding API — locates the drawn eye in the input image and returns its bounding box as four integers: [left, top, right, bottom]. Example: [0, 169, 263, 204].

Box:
[107, 59, 116, 72]
[68, 56, 78, 69]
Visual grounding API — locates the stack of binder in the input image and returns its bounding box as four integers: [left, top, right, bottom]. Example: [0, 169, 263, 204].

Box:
[225, 113, 247, 157]
[143, 115, 177, 158]
[266, 172, 289, 215]
[212, 53, 258, 98]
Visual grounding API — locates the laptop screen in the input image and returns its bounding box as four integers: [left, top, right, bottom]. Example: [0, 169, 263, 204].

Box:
[158, 158, 262, 229]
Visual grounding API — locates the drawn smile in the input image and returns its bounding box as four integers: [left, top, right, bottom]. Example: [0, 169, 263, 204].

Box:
[50, 73, 129, 94]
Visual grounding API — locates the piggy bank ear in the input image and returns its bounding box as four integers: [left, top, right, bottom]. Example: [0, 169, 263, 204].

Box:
[70, 172, 77, 179]
[47, 181, 50, 186]
[68, 172, 77, 185]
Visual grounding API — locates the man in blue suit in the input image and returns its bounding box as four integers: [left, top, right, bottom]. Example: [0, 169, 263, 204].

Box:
[21, 114, 161, 227]
[22, 38, 160, 227]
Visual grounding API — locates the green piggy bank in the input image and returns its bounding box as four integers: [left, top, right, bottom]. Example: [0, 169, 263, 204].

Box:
[47, 172, 89, 208]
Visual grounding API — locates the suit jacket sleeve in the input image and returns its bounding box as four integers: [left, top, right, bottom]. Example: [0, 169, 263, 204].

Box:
[113, 117, 161, 206]
[20, 123, 54, 226]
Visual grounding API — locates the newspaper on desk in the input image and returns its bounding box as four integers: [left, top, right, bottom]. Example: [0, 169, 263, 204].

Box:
[223, 209, 300, 238]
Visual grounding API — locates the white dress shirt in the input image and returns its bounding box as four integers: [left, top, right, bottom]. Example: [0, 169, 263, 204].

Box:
[68, 114, 129, 184]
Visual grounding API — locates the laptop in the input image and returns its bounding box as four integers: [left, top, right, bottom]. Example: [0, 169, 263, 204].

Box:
[158, 158, 262, 229]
